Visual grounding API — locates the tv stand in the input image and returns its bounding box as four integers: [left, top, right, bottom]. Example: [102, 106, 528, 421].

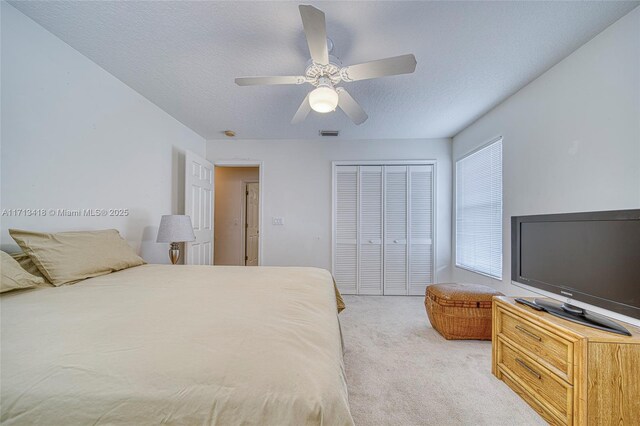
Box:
[492, 297, 640, 425]
[560, 303, 584, 316]
[532, 298, 632, 336]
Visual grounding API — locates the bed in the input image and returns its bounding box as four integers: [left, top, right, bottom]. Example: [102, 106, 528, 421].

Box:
[0, 264, 353, 425]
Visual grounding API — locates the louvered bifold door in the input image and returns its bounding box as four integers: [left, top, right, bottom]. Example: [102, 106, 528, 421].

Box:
[358, 166, 383, 295]
[334, 166, 358, 294]
[384, 166, 408, 295]
[408, 165, 434, 295]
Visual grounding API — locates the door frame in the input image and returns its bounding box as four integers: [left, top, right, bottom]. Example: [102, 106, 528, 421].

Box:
[214, 160, 264, 266]
[241, 180, 259, 266]
[331, 160, 438, 293]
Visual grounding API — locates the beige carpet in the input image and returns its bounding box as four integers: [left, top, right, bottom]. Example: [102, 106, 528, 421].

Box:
[341, 296, 546, 426]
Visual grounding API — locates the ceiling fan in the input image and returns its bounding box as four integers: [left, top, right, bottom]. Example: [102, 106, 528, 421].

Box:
[235, 5, 417, 125]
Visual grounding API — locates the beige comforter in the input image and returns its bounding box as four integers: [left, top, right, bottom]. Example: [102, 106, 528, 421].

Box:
[0, 265, 353, 425]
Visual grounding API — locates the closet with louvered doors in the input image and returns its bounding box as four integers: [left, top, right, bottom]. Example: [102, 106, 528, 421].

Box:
[333, 163, 435, 295]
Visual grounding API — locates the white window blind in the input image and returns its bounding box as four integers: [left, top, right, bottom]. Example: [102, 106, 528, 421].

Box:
[455, 138, 503, 279]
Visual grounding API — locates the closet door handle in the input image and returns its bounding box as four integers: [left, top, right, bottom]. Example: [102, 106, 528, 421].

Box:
[369, 239, 374, 244]
[393, 239, 399, 243]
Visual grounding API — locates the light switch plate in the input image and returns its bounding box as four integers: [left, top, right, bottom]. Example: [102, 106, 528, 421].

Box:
[272, 217, 284, 225]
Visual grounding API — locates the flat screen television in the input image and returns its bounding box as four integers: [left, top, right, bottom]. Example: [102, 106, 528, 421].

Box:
[511, 209, 640, 334]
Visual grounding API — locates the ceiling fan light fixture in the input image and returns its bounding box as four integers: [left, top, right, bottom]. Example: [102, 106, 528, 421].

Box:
[309, 85, 339, 113]
[235, 5, 417, 125]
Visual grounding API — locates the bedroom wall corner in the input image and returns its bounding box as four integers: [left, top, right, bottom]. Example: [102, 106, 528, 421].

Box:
[0, 3, 207, 263]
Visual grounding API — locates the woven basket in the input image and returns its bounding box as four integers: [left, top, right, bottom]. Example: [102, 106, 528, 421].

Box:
[425, 283, 502, 340]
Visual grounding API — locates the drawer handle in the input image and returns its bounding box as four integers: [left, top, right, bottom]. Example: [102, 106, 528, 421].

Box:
[515, 325, 542, 341]
[515, 358, 542, 380]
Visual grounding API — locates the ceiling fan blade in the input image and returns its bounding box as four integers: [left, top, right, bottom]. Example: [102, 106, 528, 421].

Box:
[291, 93, 312, 124]
[235, 76, 306, 86]
[299, 5, 329, 65]
[340, 54, 417, 82]
[336, 88, 368, 125]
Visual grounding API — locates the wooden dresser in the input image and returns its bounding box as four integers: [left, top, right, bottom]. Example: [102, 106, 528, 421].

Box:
[492, 296, 640, 425]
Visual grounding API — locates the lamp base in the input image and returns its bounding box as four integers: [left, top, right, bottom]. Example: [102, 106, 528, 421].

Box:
[169, 242, 180, 264]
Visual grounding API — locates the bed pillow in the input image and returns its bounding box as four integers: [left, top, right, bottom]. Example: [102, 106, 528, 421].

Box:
[10, 252, 53, 287]
[1, 251, 44, 293]
[9, 229, 146, 286]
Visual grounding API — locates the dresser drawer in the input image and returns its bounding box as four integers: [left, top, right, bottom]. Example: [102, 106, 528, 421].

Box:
[496, 307, 574, 381]
[497, 338, 573, 425]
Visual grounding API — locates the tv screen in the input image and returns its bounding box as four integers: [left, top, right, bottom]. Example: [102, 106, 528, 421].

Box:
[512, 209, 640, 320]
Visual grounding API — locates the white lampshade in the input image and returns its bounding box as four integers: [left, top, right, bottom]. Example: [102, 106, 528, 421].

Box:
[309, 86, 339, 113]
[156, 215, 196, 243]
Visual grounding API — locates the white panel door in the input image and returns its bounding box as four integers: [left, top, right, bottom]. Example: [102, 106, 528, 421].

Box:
[245, 182, 259, 266]
[384, 166, 408, 295]
[408, 165, 434, 295]
[334, 166, 358, 294]
[184, 151, 214, 265]
[358, 166, 383, 295]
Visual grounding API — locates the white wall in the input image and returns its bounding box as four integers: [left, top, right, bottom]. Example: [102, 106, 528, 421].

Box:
[206, 139, 453, 281]
[0, 3, 206, 263]
[451, 7, 640, 296]
[214, 167, 259, 266]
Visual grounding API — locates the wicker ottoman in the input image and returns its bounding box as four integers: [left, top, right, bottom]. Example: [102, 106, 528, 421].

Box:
[425, 283, 503, 340]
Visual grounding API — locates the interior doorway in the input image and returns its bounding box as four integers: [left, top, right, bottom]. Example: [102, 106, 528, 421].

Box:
[213, 166, 260, 266]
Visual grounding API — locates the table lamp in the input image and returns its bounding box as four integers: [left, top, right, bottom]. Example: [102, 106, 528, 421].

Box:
[156, 215, 196, 264]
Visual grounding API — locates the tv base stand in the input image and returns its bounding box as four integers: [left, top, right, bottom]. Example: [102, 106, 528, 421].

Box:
[492, 296, 640, 425]
[533, 298, 631, 336]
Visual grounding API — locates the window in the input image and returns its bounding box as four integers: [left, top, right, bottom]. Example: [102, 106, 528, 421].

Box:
[455, 138, 503, 279]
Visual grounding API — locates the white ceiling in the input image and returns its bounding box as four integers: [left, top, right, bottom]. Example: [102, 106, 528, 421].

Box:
[10, 1, 639, 140]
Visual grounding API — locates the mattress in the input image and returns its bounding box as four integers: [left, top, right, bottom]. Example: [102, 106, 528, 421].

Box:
[0, 264, 353, 425]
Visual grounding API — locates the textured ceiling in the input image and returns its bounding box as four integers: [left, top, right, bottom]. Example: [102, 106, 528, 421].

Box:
[9, 1, 639, 140]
